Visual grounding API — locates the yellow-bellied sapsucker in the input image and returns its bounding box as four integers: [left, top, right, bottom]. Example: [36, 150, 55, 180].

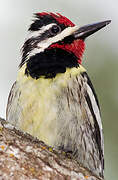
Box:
[6, 12, 111, 178]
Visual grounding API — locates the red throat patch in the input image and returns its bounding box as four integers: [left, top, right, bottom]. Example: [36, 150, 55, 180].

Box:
[50, 39, 85, 64]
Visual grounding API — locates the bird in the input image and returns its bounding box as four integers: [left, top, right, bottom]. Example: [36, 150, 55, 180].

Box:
[6, 12, 111, 178]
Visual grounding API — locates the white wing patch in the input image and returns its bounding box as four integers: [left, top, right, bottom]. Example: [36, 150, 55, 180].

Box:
[86, 83, 102, 131]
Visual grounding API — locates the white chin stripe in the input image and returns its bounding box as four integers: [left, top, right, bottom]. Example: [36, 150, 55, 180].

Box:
[26, 26, 78, 61]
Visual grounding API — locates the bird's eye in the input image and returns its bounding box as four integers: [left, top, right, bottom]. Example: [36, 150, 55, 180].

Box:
[50, 25, 61, 35]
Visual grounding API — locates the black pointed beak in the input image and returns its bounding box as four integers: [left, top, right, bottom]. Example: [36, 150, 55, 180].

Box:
[74, 20, 111, 39]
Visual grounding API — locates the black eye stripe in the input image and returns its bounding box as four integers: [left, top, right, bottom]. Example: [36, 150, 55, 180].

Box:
[31, 24, 62, 42]
[39, 29, 54, 41]
[40, 24, 62, 37]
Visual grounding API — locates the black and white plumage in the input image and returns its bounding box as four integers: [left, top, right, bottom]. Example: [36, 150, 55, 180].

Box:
[6, 12, 111, 178]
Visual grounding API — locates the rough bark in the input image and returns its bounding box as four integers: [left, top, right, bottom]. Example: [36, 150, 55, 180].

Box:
[0, 118, 103, 180]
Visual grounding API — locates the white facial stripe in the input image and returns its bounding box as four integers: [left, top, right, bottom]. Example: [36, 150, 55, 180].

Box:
[27, 23, 56, 40]
[39, 26, 78, 46]
[26, 26, 78, 61]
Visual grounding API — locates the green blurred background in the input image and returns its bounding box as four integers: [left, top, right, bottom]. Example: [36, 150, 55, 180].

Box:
[0, 0, 117, 179]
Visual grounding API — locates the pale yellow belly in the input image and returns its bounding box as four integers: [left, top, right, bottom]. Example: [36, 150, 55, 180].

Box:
[19, 82, 59, 145]
[16, 64, 86, 146]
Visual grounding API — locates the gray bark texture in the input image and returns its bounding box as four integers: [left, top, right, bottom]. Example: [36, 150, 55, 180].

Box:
[0, 118, 103, 180]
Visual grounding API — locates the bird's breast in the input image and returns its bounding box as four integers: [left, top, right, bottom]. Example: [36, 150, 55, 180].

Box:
[16, 64, 86, 146]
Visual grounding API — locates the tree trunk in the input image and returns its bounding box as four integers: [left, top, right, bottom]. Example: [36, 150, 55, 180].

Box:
[0, 118, 103, 180]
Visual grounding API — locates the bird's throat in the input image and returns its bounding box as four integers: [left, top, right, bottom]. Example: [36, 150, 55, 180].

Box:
[50, 39, 85, 64]
[25, 48, 79, 79]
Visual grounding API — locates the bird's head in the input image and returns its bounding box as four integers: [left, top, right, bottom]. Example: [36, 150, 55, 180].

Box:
[20, 12, 111, 79]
